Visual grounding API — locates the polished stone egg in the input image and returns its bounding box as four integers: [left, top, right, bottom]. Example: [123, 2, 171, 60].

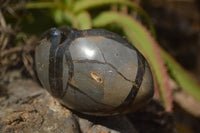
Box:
[35, 27, 154, 116]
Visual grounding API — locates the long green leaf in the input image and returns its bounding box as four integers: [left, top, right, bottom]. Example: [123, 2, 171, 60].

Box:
[74, 0, 139, 13]
[26, 2, 58, 9]
[73, 0, 156, 37]
[161, 50, 200, 102]
[93, 11, 172, 110]
[63, 10, 79, 28]
[53, 9, 66, 24]
[77, 11, 92, 30]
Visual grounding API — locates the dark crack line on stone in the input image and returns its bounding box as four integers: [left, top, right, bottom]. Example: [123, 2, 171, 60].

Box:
[105, 52, 146, 114]
[72, 59, 136, 84]
[21, 92, 43, 104]
[49, 33, 65, 98]
[54, 44, 64, 97]
[52, 32, 76, 98]
[95, 44, 107, 62]
[68, 82, 114, 108]
[60, 47, 74, 98]
[49, 40, 59, 97]
[76, 71, 98, 82]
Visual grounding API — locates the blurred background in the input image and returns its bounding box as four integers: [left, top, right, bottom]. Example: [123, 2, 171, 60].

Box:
[0, 0, 200, 133]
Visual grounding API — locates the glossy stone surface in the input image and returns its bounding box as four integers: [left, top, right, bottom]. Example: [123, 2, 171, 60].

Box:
[35, 27, 154, 116]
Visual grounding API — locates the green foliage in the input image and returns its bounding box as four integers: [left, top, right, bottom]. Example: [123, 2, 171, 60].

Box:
[161, 50, 200, 102]
[26, 0, 200, 110]
[77, 11, 92, 29]
[26, 0, 155, 35]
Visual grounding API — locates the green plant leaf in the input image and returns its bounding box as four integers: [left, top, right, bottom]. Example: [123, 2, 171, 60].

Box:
[73, 0, 156, 37]
[77, 11, 92, 30]
[62, 0, 74, 10]
[62, 10, 79, 28]
[74, 0, 138, 13]
[93, 11, 172, 111]
[161, 50, 200, 102]
[53, 9, 65, 24]
[26, 1, 58, 9]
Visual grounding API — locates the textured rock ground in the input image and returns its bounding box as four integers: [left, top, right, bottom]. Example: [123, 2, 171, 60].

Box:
[0, 75, 176, 133]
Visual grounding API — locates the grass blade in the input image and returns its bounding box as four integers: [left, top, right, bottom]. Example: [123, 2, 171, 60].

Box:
[93, 11, 172, 111]
[77, 11, 92, 30]
[161, 50, 200, 102]
[73, 0, 155, 37]
[26, 2, 58, 9]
